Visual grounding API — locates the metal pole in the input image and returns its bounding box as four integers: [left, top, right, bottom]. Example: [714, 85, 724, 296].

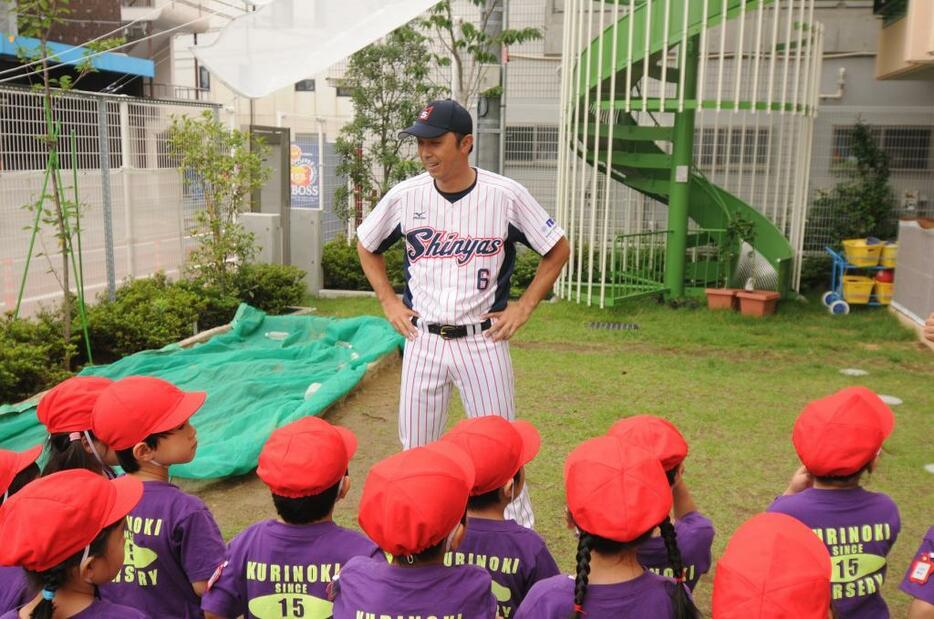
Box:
[477, 0, 503, 173]
[600, 0, 621, 308]
[587, 0, 607, 305]
[664, 36, 699, 298]
[98, 98, 117, 301]
[576, 0, 595, 302]
[555, 0, 575, 296]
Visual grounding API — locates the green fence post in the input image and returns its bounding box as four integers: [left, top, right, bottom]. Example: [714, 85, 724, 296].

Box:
[664, 35, 700, 298]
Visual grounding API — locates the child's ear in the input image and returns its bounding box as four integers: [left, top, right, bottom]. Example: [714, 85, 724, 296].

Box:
[499, 478, 515, 503]
[565, 508, 576, 531]
[338, 475, 351, 500]
[449, 522, 467, 552]
[132, 440, 156, 463]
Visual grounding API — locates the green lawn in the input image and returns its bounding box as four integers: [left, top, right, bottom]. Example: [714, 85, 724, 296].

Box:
[304, 293, 933, 614]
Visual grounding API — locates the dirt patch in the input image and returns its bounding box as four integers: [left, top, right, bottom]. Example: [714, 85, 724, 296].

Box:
[511, 340, 618, 353]
[182, 355, 404, 540]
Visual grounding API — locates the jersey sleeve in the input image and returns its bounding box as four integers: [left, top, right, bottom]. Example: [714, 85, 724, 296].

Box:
[357, 187, 403, 253]
[900, 528, 934, 604]
[507, 183, 565, 256]
[175, 506, 227, 582]
[201, 542, 242, 617]
[529, 543, 562, 591]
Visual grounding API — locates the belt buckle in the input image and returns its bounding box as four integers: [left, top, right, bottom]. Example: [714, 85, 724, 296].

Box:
[439, 325, 457, 340]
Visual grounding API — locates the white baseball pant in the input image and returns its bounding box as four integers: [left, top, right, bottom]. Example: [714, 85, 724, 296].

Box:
[399, 328, 535, 528]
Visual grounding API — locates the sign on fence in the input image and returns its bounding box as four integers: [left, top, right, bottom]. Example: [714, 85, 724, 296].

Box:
[290, 135, 320, 208]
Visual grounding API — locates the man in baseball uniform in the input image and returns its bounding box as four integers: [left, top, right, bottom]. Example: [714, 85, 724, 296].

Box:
[356, 99, 569, 527]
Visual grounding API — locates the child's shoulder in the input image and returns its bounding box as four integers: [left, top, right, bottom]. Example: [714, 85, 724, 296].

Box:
[83, 599, 151, 618]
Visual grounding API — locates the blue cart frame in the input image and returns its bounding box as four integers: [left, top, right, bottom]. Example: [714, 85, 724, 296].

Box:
[822, 246, 887, 315]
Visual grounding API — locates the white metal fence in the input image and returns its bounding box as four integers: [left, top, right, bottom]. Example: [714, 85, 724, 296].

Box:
[0, 86, 219, 317]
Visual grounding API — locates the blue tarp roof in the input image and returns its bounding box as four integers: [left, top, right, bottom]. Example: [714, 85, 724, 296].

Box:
[1, 33, 155, 78]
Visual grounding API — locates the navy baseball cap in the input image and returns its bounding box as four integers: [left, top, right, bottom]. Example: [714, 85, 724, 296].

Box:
[399, 99, 473, 139]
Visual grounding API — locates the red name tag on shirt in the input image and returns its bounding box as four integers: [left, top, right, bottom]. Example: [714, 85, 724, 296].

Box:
[909, 554, 932, 585]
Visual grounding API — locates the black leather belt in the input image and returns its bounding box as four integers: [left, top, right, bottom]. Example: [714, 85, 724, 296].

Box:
[411, 318, 492, 340]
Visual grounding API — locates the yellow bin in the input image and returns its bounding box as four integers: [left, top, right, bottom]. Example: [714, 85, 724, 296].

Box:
[843, 276, 875, 304]
[880, 243, 897, 268]
[874, 281, 893, 305]
[842, 239, 883, 267]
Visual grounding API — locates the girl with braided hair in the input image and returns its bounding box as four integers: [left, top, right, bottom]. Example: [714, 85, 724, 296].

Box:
[0, 470, 147, 619]
[609, 415, 714, 591]
[516, 436, 700, 618]
[36, 377, 118, 479]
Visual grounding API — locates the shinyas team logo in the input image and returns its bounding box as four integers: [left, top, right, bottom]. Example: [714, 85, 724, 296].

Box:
[405, 227, 504, 266]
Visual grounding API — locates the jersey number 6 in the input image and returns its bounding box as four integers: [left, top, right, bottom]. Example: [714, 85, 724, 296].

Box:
[477, 268, 490, 291]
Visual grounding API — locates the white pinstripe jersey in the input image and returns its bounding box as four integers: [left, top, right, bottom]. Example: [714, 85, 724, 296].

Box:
[357, 168, 565, 325]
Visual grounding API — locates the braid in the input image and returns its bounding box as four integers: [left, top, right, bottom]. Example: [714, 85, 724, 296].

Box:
[568, 531, 592, 619]
[27, 564, 69, 619]
[659, 517, 700, 619]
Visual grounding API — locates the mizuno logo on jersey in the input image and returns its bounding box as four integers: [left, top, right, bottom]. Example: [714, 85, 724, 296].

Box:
[406, 227, 504, 265]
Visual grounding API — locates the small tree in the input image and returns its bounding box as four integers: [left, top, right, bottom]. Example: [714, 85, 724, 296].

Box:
[10, 0, 124, 369]
[168, 111, 269, 293]
[333, 25, 447, 223]
[419, 0, 542, 103]
[812, 121, 897, 244]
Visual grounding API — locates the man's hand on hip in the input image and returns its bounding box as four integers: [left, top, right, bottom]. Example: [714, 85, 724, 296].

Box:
[383, 296, 419, 339]
[483, 301, 533, 342]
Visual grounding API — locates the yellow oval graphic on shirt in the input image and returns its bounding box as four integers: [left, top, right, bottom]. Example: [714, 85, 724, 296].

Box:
[123, 538, 158, 569]
[830, 553, 887, 584]
[492, 580, 512, 602]
[248, 593, 332, 619]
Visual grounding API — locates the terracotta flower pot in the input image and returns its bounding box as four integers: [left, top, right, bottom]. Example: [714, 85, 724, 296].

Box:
[705, 288, 741, 311]
[736, 290, 780, 317]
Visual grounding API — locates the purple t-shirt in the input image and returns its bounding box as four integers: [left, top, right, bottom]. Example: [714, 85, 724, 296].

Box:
[99, 481, 226, 619]
[637, 511, 714, 591]
[0, 598, 150, 618]
[444, 517, 560, 618]
[515, 572, 678, 617]
[0, 567, 29, 613]
[201, 519, 381, 618]
[900, 525, 934, 605]
[331, 555, 497, 618]
[768, 487, 901, 618]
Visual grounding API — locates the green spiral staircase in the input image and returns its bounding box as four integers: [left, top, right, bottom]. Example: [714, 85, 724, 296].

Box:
[573, 0, 795, 300]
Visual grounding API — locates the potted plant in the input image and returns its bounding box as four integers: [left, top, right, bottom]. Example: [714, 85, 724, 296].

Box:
[705, 217, 757, 311]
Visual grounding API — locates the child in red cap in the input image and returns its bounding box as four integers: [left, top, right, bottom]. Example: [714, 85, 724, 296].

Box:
[330, 443, 497, 618]
[201, 417, 380, 619]
[608, 415, 714, 591]
[440, 416, 559, 618]
[767, 386, 900, 618]
[713, 512, 833, 618]
[0, 446, 42, 613]
[90, 376, 226, 619]
[0, 469, 146, 619]
[37, 377, 117, 478]
[516, 436, 700, 618]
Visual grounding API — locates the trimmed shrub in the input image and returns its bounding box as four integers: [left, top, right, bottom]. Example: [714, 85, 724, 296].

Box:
[0, 314, 73, 404]
[322, 236, 405, 291]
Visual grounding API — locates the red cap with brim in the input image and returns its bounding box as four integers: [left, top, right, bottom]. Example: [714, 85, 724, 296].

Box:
[37, 376, 113, 434]
[258, 417, 357, 498]
[91, 376, 206, 451]
[0, 445, 43, 496]
[793, 386, 894, 477]
[358, 442, 475, 557]
[607, 414, 689, 471]
[0, 470, 143, 572]
[565, 436, 672, 543]
[441, 416, 541, 495]
[713, 512, 832, 619]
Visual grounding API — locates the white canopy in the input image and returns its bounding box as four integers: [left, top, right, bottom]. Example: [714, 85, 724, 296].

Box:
[192, 0, 440, 99]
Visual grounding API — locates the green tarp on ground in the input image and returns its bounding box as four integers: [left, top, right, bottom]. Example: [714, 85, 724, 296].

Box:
[0, 304, 403, 479]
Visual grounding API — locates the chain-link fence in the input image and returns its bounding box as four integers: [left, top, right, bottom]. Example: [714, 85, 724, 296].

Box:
[0, 85, 219, 318]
